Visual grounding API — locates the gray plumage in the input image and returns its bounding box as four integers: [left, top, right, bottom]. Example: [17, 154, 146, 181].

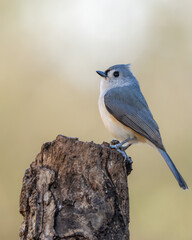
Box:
[104, 84, 165, 150]
[97, 64, 188, 189]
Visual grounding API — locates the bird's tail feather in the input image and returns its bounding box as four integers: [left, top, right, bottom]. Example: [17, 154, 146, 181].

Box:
[158, 148, 188, 190]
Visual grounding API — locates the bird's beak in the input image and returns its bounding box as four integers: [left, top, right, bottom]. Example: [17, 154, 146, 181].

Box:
[96, 70, 107, 78]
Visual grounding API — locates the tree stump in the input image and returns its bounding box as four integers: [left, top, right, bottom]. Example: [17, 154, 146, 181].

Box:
[19, 135, 130, 240]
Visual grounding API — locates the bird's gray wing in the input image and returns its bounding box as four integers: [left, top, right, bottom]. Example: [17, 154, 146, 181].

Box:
[104, 85, 165, 150]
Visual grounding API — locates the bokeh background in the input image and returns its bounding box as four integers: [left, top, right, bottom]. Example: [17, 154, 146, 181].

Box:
[1, 0, 192, 239]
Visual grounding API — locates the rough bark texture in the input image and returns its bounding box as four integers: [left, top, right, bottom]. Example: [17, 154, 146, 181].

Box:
[19, 135, 130, 240]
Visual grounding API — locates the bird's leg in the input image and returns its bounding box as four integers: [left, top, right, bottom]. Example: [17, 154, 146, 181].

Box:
[110, 137, 132, 150]
[120, 143, 132, 151]
[110, 138, 133, 174]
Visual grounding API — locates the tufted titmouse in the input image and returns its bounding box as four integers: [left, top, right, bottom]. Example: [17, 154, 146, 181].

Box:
[97, 64, 188, 190]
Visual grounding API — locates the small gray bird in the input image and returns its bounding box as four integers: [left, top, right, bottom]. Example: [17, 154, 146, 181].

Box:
[97, 64, 188, 190]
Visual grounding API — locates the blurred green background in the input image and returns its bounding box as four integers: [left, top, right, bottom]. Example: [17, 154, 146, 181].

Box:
[1, 0, 192, 239]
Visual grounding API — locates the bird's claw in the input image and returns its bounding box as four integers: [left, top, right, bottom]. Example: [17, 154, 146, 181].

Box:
[117, 149, 133, 175]
[110, 145, 133, 175]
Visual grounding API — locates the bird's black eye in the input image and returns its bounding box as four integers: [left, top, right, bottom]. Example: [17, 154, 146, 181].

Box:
[113, 71, 119, 77]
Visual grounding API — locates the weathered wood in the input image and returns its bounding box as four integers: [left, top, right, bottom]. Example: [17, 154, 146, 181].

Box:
[19, 135, 130, 240]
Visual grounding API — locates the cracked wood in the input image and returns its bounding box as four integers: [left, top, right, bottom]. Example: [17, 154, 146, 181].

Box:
[19, 135, 130, 240]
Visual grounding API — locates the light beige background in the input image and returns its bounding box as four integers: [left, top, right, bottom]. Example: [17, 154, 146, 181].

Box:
[0, 1, 192, 239]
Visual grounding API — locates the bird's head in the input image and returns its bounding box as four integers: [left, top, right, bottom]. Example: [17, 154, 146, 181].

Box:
[96, 64, 137, 91]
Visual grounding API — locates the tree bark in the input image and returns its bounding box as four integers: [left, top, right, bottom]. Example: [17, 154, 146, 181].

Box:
[19, 135, 130, 240]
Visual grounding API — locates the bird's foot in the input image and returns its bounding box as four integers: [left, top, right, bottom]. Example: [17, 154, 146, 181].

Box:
[110, 140, 133, 175]
[115, 149, 132, 163]
[110, 141, 123, 150]
[116, 149, 133, 175]
[110, 138, 132, 151]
